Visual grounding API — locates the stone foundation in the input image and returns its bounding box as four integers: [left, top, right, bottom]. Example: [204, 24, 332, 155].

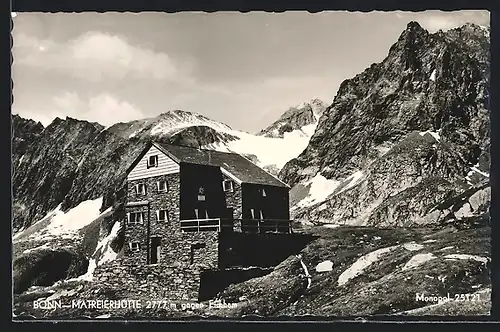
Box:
[93, 260, 203, 301]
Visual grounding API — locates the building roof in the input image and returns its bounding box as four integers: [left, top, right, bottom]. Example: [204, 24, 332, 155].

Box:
[153, 142, 290, 188]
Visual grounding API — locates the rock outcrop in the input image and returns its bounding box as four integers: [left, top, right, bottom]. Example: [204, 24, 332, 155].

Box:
[280, 22, 490, 227]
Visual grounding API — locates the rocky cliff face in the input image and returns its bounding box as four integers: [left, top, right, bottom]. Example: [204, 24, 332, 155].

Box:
[280, 22, 490, 226]
[12, 116, 104, 232]
[258, 99, 327, 138]
[11, 111, 241, 232]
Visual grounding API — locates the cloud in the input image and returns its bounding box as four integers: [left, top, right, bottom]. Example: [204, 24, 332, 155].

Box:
[420, 16, 467, 32]
[87, 94, 144, 126]
[14, 92, 145, 127]
[394, 11, 490, 33]
[13, 31, 194, 82]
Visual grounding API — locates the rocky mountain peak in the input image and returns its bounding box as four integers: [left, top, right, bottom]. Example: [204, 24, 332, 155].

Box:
[280, 20, 489, 187]
[405, 21, 427, 35]
[258, 99, 327, 138]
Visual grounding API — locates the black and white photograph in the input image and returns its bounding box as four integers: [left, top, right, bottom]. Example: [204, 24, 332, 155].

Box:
[11, 10, 492, 319]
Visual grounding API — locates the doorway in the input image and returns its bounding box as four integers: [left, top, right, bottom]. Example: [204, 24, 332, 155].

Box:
[150, 237, 161, 264]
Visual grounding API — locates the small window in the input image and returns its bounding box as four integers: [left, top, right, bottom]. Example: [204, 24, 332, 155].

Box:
[129, 242, 140, 252]
[262, 188, 267, 197]
[157, 180, 168, 192]
[197, 195, 206, 201]
[147, 155, 158, 168]
[128, 212, 145, 224]
[250, 208, 255, 219]
[135, 183, 146, 195]
[194, 209, 199, 219]
[259, 210, 265, 220]
[156, 209, 169, 222]
[223, 180, 234, 192]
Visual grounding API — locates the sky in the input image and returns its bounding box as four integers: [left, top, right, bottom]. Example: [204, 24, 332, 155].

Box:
[11, 10, 490, 133]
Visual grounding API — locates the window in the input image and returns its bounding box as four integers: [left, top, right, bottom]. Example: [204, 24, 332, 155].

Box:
[157, 180, 168, 193]
[128, 212, 145, 224]
[262, 188, 267, 197]
[223, 180, 234, 192]
[156, 209, 169, 222]
[129, 242, 140, 252]
[147, 155, 158, 168]
[250, 208, 255, 219]
[135, 183, 146, 195]
[259, 210, 265, 220]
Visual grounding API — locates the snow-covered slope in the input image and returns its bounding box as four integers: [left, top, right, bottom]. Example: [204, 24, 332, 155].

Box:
[205, 128, 317, 171]
[13, 197, 110, 243]
[201, 99, 328, 171]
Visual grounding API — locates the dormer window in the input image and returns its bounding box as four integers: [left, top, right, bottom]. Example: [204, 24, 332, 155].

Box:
[135, 183, 146, 195]
[223, 180, 234, 192]
[157, 180, 168, 193]
[147, 155, 158, 168]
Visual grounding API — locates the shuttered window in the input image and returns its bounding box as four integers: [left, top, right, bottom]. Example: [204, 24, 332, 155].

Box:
[157, 180, 168, 192]
[129, 242, 140, 252]
[156, 209, 169, 222]
[127, 212, 145, 224]
[135, 183, 146, 195]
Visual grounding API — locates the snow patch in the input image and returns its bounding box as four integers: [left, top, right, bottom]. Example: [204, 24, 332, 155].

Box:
[315, 260, 333, 273]
[444, 254, 489, 265]
[71, 259, 96, 282]
[419, 130, 441, 142]
[336, 171, 365, 195]
[296, 173, 340, 208]
[322, 224, 340, 229]
[430, 69, 436, 82]
[13, 205, 63, 241]
[422, 239, 437, 244]
[70, 221, 122, 282]
[403, 242, 425, 252]
[22, 243, 51, 254]
[95, 220, 122, 266]
[128, 128, 142, 138]
[227, 129, 313, 170]
[338, 245, 398, 286]
[149, 112, 232, 137]
[403, 253, 436, 270]
[439, 246, 455, 251]
[96, 314, 111, 319]
[296, 255, 312, 289]
[469, 166, 489, 178]
[455, 202, 473, 219]
[18, 154, 25, 164]
[45, 198, 110, 237]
